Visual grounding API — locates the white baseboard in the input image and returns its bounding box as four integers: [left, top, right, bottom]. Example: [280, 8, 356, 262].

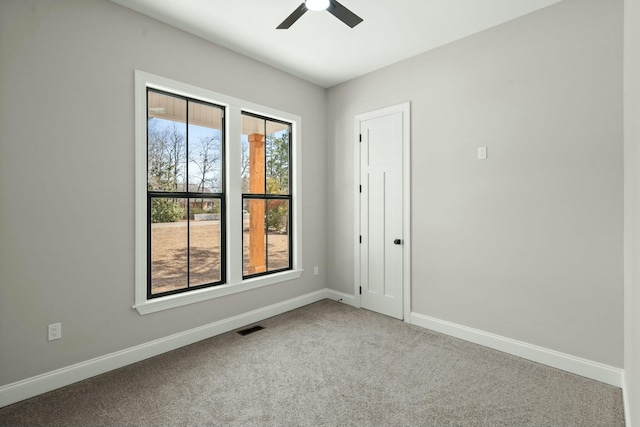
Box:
[623, 373, 632, 427]
[325, 289, 357, 307]
[0, 289, 328, 408]
[410, 312, 624, 388]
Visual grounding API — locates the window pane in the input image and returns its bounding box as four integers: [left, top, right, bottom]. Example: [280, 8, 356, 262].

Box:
[147, 91, 187, 192]
[189, 198, 222, 286]
[243, 198, 266, 276]
[241, 114, 265, 195]
[188, 101, 223, 193]
[151, 197, 188, 294]
[267, 199, 290, 271]
[266, 121, 290, 195]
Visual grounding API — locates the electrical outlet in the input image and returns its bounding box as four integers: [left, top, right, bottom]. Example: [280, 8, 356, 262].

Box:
[314, 266, 319, 276]
[48, 323, 62, 341]
[478, 146, 487, 160]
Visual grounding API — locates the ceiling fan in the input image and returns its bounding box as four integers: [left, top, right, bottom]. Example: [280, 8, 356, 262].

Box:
[277, 0, 363, 29]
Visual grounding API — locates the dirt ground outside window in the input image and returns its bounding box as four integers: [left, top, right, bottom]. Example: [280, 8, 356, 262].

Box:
[150, 220, 289, 295]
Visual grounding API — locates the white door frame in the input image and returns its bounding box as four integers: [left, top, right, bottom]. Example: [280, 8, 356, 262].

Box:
[353, 102, 411, 322]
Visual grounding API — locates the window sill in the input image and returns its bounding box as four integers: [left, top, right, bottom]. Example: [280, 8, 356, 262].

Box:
[133, 269, 304, 315]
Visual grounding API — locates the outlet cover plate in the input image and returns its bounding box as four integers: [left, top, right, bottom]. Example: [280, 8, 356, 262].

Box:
[48, 323, 62, 341]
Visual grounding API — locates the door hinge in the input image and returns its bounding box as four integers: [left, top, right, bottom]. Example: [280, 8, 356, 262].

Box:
[359, 286, 362, 295]
[359, 134, 362, 142]
[359, 235, 362, 243]
[359, 185, 362, 193]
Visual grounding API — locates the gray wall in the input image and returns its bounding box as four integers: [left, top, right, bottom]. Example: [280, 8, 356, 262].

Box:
[0, 0, 327, 386]
[327, 0, 624, 367]
[624, 0, 640, 423]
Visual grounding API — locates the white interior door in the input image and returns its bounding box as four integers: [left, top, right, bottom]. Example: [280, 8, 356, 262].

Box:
[357, 107, 406, 320]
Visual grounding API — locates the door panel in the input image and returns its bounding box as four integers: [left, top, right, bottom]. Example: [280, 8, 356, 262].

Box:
[360, 111, 403, 319]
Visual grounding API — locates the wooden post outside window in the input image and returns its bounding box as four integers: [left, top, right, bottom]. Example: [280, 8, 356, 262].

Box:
[248, 133, 266, 274]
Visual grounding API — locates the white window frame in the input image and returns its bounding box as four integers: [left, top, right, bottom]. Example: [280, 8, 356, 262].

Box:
[134, 70, 303, 315]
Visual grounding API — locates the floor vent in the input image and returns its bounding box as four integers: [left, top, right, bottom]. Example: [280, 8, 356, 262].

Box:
[237, 325, 264, 336]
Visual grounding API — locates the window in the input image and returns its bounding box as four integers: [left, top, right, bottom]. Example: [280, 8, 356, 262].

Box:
[241, 113, 292, 278]
[147, 90, 225, 298]
[135, 71, 302, 314]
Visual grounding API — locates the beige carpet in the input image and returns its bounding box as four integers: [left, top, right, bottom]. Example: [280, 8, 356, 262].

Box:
[0, 300, 625, 426]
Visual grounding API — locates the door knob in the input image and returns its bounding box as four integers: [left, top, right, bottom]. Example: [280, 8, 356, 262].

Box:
[394, 239, 402, 245]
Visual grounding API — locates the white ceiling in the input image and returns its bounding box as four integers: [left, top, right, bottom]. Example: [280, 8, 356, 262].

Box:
[110, 0, 563, 88]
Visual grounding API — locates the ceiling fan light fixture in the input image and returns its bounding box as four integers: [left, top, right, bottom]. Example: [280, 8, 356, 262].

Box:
[305, 0, 330, 11]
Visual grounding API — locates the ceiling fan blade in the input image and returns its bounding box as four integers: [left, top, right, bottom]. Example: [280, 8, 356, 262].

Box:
[327, 0, 363, 28]
[277, 3, 308, 29]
